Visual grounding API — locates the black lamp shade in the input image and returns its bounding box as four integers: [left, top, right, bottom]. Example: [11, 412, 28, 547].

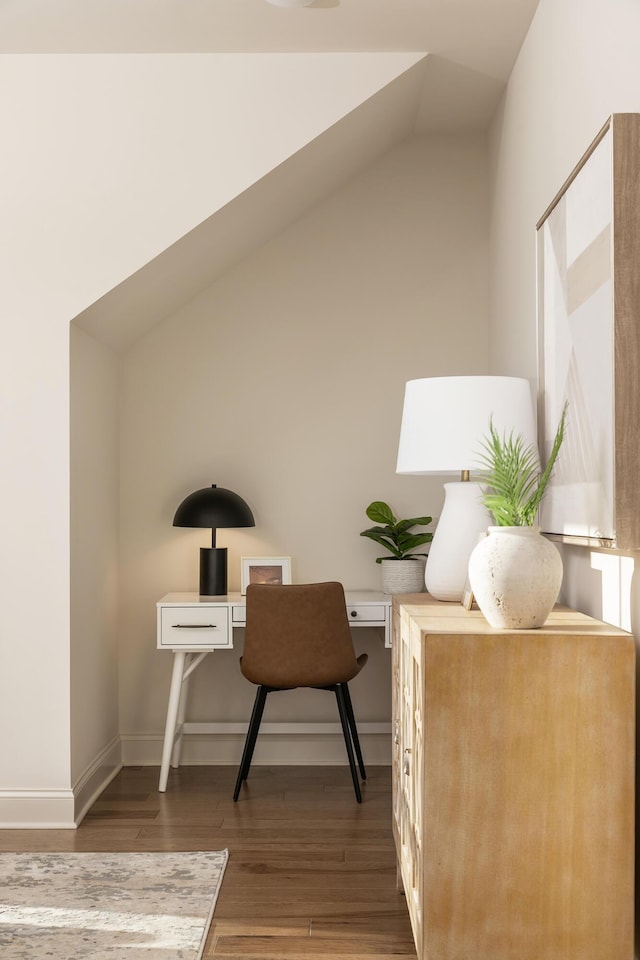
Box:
[173, 484, 255, 530]
[173, 484, 255, 596]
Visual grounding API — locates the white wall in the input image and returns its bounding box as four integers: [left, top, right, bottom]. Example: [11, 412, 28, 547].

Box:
[0, 51, 423, 826]
[70, 326, 121, 816]
[118, 133, 490, 764]
[0, 319, 73, 826]
[488, 0, 640, 626]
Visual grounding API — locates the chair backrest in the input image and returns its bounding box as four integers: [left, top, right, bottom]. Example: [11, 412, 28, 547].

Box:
[241, 582, 361, 688]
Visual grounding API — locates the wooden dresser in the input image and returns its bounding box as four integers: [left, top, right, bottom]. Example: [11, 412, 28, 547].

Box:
[391, 594, 635, 960]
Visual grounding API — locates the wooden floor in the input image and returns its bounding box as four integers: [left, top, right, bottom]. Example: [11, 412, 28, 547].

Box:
[0, 765, 417, 959]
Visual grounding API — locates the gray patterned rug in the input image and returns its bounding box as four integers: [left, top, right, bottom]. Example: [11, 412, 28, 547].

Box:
[0, 850, 228, 959]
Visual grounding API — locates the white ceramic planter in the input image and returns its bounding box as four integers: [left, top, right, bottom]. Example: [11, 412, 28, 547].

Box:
[468, 526, 563, 629]
[380, 557, 426, 595]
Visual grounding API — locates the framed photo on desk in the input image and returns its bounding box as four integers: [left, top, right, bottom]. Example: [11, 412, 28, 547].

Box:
[241, 556, 292, 594]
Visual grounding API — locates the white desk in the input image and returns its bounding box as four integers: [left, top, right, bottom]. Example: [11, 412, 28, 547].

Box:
[157, 590, 392, 791]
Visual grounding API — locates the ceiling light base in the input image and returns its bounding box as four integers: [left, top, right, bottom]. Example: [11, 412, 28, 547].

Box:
[265, 0, 314, 6]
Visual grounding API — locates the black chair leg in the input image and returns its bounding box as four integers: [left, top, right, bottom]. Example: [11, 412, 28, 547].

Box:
[233, 685, 268, 801]
[334, 684, 362, 803]
[342, 683, 366, 781]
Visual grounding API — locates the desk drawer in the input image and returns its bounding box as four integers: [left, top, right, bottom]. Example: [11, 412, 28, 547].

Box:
[232, 603, 386, 627]
[159, 606, 231, 648]
[232, 606, 247, 626]
[346, 604, 387, 624]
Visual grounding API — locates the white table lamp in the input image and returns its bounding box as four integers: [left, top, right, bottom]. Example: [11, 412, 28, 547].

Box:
[396, 376, 537, 601]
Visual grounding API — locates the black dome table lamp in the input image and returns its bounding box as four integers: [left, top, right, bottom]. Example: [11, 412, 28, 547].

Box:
[173, 484, 255, 596]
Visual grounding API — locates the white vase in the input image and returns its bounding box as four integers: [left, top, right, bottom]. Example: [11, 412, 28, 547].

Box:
[468, 526, 563, 629]
[380, 557, 427, 595]
[424, 480, 490, 601]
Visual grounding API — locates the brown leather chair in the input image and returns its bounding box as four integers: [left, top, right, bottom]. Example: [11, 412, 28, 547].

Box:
[233, 581, 368, 802]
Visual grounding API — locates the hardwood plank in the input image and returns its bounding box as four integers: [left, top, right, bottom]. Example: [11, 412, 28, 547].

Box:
[213, 899, 408, 919]
[210, 920, 311, 938]
[222, 860, 395, 879]
[208, 935, 415, 958]
[83, 808, 160, 821]
[311, 917, 415, 941]
[216, 800, 389, 819]
[343, 846, 397, 862]
[137, 824, 393, 843]
[0, 828, 145, 852]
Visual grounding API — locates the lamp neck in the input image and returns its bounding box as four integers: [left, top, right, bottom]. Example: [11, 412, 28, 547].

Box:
[211, 528, 217, 549]
[460, 469, 471, 482]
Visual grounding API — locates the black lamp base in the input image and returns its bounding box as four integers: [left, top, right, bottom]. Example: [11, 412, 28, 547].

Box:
[199, 547, 228, 596]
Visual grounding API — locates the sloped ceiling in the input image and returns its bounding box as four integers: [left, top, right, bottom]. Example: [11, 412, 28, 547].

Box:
[75, 58, 429, 351]
[4, 0, 539, 349]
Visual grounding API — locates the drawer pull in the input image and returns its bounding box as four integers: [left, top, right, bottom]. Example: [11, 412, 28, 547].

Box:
[172, 623, 217, 629]
[403, 748, 412, 776]
[350, 610, 358, 618]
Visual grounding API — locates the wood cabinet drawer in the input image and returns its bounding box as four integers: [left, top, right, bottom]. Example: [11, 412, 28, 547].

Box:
[159, 606, 231, 648]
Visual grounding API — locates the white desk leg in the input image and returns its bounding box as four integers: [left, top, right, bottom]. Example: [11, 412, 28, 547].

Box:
[159, 651, 186, 792]
[171, 662, 191, 769]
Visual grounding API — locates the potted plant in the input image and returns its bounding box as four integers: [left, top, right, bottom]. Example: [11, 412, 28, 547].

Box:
[468, 402, 568, 628]
[360, 500, 433, 594]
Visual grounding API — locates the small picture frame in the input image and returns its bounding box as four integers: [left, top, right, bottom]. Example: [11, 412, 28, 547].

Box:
[241, 556, 292, 594]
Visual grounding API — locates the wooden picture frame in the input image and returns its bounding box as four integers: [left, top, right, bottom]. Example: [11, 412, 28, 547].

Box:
[240, 556, 292, 594]
[536, 113, 640, 550]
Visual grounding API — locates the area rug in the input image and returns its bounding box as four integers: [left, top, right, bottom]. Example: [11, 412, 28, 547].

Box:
[0, 849, 228, 959]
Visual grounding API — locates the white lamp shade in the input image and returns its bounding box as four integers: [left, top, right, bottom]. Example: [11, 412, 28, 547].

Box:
[396, 376, 537, 475]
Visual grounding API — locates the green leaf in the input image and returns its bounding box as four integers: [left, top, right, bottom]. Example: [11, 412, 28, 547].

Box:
[526, 401, 568, 517]
[365, 501, 396, 525]
[360, 528, 401, 557]
[395, 516, 433, 533]
[396, 532, 433, 557]
[476, 403, 568, 526]
[360, 524, 396, 539]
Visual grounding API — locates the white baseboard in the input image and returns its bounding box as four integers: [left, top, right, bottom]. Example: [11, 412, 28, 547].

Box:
[122, 722, 392, 767]
[0, 737, 123, 829]
[0, 790, 77, 829]
[73, 736, 123, 826]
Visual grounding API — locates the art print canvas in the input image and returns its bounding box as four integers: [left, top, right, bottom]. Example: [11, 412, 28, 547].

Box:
[537, 127, 615, 542]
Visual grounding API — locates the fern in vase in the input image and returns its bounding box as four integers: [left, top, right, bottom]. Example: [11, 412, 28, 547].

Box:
[477, 401, 568, 526]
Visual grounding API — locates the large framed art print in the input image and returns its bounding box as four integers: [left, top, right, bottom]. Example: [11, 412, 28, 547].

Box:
[536, 114, 640, 550]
